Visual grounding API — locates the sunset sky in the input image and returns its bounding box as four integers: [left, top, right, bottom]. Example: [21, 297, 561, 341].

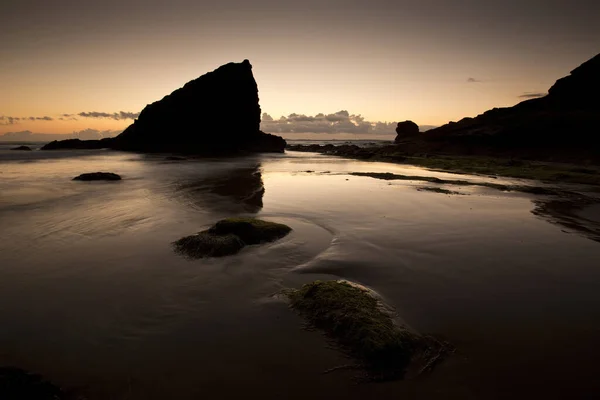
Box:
[1, 0, 599, 136]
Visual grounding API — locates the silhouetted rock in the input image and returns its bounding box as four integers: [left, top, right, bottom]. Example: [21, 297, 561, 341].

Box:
[112, 60, 285, 154]
[41, 138, 113, 150]
[10, 145, 32, 151]
[394, 120, 419, 142]
[73, 172, 122, 181]
[42, 60, 286, 155]
[421, 53, 600, 162]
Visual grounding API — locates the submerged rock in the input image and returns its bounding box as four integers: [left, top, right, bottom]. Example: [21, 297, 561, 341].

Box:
[10, 145, 32, 151]
[285, 280, 449, 380]
[174, 217, 292, 258]
[72, 172, 122, 181]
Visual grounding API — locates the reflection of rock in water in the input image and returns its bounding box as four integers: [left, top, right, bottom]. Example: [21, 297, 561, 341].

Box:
[177, 165, 264, 214]
[532, 195, 600, 243]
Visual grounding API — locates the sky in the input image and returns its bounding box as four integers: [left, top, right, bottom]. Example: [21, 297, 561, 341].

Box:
[1, 0, 599, 136]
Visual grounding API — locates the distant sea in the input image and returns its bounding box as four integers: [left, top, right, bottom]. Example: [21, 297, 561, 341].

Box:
[1, 143, 600, 399]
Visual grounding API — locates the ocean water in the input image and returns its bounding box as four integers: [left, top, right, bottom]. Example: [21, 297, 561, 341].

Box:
[1, 143, 600, 399]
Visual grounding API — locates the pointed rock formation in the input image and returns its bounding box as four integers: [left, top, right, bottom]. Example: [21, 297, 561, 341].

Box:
[42, 60, 286, 154]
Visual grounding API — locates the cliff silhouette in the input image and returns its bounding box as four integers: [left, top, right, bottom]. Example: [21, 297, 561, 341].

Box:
[417, 53, 600, 162]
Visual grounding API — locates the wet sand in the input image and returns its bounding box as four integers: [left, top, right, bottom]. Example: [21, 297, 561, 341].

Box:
[1, 148, 600, 398]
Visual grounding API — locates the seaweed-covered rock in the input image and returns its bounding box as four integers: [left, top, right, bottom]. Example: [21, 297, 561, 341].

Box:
[173, 232, 245, 258]
[286, 280, 448, 380]
[174, 218, 292, 258]
[208, 217, 291, 245]
[72, 172, 122, 181]
[10, 145, 32, 151]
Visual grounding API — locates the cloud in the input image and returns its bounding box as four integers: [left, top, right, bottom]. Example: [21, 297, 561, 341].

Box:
[1, 115, 53, 125]
[0, 129, 121, 141]
[75, 111, 140, 120]
[260, 110, 434, 135]
[518, 92, 547, 99]
[2, 111, 139, 125]
[467, 77, 481, 83]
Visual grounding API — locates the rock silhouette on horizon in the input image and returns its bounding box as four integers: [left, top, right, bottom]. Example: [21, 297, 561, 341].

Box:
[42, 60, 286, 154]
[394, 120, 419, 143]
[10, 145, 32, 151]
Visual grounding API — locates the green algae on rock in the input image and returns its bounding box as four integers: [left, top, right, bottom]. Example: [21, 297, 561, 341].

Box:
[173, 232, 245, 258]
[208, 217, 292, 245]
[285, 280, 447, 380]
[174, 217, 292, 258]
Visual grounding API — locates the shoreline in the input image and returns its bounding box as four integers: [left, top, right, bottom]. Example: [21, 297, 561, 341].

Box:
[286, 144, 600, 186]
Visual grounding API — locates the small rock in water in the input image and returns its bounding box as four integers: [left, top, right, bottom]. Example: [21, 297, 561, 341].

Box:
[72, 172, 122, 181]
[10, 145, 32, 151]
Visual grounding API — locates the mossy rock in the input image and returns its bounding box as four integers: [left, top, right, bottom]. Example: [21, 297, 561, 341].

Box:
[286, 280, 441, 380]
[174, 218, 292, 258]
[208, 217, 292, 245]
[173, 232, 245, 258]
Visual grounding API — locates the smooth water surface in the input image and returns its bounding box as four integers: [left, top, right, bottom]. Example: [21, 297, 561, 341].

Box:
[1, 145, 600, 399]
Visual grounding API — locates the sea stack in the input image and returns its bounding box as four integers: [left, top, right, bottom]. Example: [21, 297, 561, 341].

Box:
[43, 60, 286, 154]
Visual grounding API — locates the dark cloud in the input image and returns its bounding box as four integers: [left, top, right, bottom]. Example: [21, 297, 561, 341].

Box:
[1, 115, 53, 125]
[518, 92, 547, 99]
[0, 129, 121, 141]
[260, 110, 433, 135]
[76, 111, 140, 120]
[467, 77, 481, 83]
